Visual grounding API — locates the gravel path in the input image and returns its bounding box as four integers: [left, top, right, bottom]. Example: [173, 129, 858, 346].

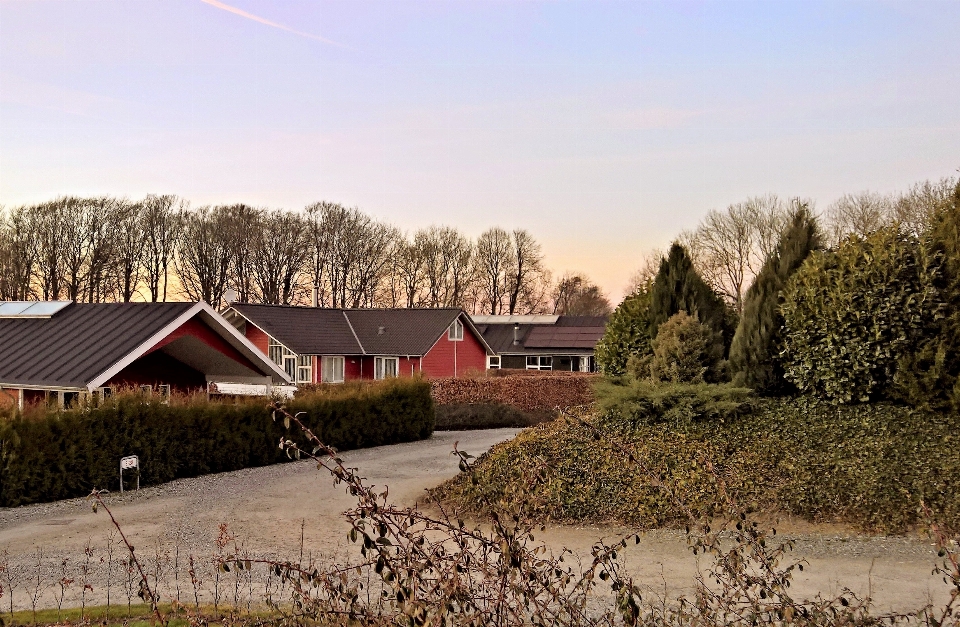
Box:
[0, 427, 950, 615]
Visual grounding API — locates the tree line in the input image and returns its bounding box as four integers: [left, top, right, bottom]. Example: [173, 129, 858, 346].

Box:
[599, 174, 960, 409]
[0, 196, 612, 316]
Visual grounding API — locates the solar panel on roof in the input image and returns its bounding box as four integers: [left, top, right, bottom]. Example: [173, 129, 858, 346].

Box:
[0, 301, 72, 318]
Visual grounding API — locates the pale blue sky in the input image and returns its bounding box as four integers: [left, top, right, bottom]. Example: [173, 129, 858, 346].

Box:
[1, 0, 958, 299]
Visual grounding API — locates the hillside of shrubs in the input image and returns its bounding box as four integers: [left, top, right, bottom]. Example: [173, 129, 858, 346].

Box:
[437, 179, 960, 534]
[0, 378, 433, 507]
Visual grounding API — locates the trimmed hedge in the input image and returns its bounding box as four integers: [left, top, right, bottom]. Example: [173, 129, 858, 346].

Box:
[434, 403, 552, 430]
[435, 382, 960, 533]
[0, 379, 434, 507]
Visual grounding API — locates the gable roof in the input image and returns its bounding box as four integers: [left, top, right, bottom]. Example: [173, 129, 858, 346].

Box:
[226, 305, 493, 357]
[226, 304, 363, 355]
[0, 301, 290, 390]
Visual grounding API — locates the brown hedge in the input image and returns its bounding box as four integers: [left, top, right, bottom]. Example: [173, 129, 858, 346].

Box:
[430, 373, 595, 413]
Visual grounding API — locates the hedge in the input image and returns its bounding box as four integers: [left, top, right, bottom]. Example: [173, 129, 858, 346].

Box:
[430, 373, 594, 414]
[0, 378, 434, 507]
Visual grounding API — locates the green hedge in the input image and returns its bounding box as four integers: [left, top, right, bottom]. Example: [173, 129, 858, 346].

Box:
[0, 379, 434, 507]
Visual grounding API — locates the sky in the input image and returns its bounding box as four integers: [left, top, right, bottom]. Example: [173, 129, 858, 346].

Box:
[1, 0, 958, 301]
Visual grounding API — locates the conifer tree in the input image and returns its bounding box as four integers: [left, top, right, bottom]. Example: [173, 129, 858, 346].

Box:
[729, 203, 821, 394]
[595, 280, 654, 376]
[894, 180, 960, 408]
[647, 243, 734, 357]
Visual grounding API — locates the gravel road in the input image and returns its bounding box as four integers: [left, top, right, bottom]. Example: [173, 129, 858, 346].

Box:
[0, 427, 950, 615]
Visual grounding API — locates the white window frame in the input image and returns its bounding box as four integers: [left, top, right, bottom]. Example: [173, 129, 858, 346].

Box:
[296, 355, 313, 384]
[140, 385, 153, 396]
[448, 319, 464, 341]
[375, 356, 399, 380]
[487, 355, 501, 369]
[322, 356, 345, 384]
[158, 384, 171, 404]
[526, 355, 552, 371]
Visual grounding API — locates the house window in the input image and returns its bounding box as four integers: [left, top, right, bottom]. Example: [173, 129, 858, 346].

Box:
[140, 385, 153, 396]
[158, 384, 171, 403]
[448, 319, 464, 341]
[526, 356, 552, 371]
[375, 356, 399, 380]
[297, 355, 313, 384]
[322, 356, 345, 383]
[487, 355, 501, 369]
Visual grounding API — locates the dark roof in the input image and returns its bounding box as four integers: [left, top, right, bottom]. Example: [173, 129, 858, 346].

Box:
[477, 315, 608, 354]
[229, 304, 362, 355]
[346, 308, 462, 355]
[524, 326, 606, 349]
[229, 305, 476, 356]
[0, 302, 194, 389]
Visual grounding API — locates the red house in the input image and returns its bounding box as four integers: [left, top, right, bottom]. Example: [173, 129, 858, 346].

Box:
[0, 301, 291, 409]
[222, 304, 493, 384]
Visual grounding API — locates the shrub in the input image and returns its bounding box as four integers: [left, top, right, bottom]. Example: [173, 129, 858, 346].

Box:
[429, 374, 594, 414]
[436, 383, 960, 534]
[729, 203, 821, 394]
[648, 311, 724, 383]
[780, 226, 942, 403]
[434, 403, 549, 430]
[594, 282, 654, 376]
[0, 378, 433, 507]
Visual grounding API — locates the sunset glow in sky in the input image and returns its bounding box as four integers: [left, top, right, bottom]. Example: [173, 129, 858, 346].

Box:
[1, 0, 958, 300]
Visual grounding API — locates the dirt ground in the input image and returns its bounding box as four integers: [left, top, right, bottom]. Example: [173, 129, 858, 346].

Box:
[0, 428, 950, 615]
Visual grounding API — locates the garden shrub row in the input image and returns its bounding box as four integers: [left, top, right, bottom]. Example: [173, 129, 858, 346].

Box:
[430, 373, 594, 414]
[433, 381, 959, 533]
[0, 378, 434, 507]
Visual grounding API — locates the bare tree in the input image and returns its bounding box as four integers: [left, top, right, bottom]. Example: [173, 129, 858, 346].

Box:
[825, 191, 893, 245]
[142, 195, 183, 302]
[551, 273, 613, 316]
[113, 200, 147, 302]
[0, 206, 39, 300]
[252, 210, 310, 305]
[474, 227, 514, 315]
[176, 206, 233, 307]
[507, 229, 546, 315]
[222, 204, 262, 304]
[893, 177, 957, 237]
[685, 195, 791, 313]
[396, 234, 428, 308]
[625, 248, 664, 296]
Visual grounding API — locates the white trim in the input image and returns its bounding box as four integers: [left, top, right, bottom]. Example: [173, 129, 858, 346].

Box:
[88, 301, 292, 391]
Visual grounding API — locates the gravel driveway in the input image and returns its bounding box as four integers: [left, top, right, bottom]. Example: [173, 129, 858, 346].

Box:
[0, 427, 950, 615]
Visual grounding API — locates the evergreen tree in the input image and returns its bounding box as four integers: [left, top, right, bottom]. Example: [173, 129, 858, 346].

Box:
[729, 204, 821, 394]
[894, 180, 960, 408]
[647, 243, 735, 357]
[595, 280, 654, 376]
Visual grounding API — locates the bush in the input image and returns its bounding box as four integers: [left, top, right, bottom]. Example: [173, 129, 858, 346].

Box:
[434, 403, 549, 430]
[594, 282, 654, 376]
[436, 383, 960, 533]
[781, 226, 942, 403]
[0, 378, 434, 507]
[430, 374, 594, 414]
[648, 311, 724, 383]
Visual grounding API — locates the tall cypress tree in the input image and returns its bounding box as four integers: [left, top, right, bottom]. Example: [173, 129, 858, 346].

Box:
[648, 243, 734, 358]
[729, 203, 821, 394]
[894, 180, 960, 408]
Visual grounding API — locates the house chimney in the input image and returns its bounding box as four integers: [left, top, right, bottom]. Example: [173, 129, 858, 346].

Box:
[378, 326, 385, 335]
[513, 323, 520, 346]
[312, 286, 319, 308]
